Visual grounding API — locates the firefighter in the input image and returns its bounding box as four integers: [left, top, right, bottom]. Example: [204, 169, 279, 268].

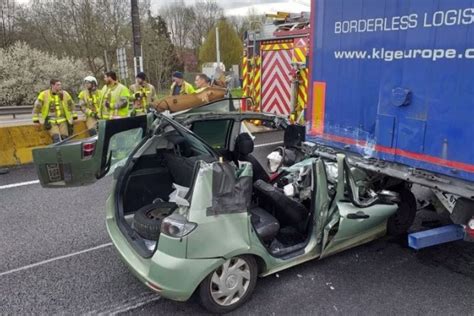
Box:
[78, 76, 101, 136]
[129, 72, 156, 116]
[99, 71, 130, 120]
[194, 73, 211, 93]
[32, 79, 75, 143]
[170, 71, 195, 95]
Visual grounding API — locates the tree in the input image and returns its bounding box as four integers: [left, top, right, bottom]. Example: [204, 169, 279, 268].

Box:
[0, 0, 18, 48]
[160, 0, 194, 60]
[0, 42, 88, 105]
[142, 12, 181, 91]
[15, 0, 138, 75]
[189, 0, 223, 50]
[199, 18, 243, 69]
[228, 8, 267, 39]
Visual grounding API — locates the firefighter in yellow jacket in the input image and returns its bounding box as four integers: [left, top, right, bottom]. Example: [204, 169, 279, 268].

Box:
[78, 76, 101, 135]
[99, 71, 130, 120]
[32, 79, 75, 143]
[129, 72, 156, 116]
[170, 71, 195, 95]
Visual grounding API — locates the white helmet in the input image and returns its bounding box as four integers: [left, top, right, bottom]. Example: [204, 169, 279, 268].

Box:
[84, 76, 98, 85]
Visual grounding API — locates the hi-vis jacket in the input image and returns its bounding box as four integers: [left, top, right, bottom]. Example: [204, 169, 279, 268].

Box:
[78, 89, 102, 118]
[32, 90, 74, 124]
[99, 82, 130, 119]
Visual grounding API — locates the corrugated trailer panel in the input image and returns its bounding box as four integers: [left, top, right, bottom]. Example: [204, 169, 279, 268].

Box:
[308, 0, 474, 182]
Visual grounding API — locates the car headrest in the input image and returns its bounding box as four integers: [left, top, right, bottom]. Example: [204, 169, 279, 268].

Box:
[235, 133, 254, 156]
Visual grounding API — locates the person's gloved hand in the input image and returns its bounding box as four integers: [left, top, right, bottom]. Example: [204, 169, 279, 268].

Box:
[44, 117, 52, 130]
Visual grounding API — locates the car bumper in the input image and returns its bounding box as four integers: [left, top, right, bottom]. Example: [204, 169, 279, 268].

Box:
[106, 217, 224, 301]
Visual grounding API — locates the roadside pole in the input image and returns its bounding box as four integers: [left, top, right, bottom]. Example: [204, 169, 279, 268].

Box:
[131, 0, 143, 77]
[216, 27, 221, 65]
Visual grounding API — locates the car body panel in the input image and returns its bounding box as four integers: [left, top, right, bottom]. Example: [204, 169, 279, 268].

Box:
[106, 184, 223, 301]
[33, 136, 102, 187]
[247, 222, 321, 277]
[187, 213, 251, 259]
[186, 161, 252, 259]
[32, 115, 150, 187]
[320, 215, 389, 259]
[107, 214, 224, 301]
[157, 234, 188, 260]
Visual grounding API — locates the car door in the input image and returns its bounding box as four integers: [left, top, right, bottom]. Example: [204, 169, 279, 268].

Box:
[314, 155, 398, 258]
[32, 115, 151, 187]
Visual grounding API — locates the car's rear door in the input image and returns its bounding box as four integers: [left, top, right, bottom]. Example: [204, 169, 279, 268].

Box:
[33, 115, 151, 187]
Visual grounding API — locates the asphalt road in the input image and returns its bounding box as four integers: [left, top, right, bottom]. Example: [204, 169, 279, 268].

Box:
[1, 131, 474, 315]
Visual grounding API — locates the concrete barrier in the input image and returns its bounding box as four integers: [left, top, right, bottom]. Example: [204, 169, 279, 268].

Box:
[0, 121, 89, 167]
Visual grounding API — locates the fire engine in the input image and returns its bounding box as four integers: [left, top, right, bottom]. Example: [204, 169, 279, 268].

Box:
[242, 12, 310, 123]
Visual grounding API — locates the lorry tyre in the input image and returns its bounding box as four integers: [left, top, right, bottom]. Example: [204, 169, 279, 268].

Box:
[387, 187, 417, 236]
[450, 198, 474, 225]
[132, 202, 176, 240]
[199, 255, 258, 314]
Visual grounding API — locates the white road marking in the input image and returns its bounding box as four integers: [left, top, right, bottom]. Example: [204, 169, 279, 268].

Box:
[86, 292, 161, 315]
[0, 243, 112, 277]
[108, 296, 161, 315]
[103, 295, 161, 315]
[254, 141, 283, 148]
[0, 180, 39, 190]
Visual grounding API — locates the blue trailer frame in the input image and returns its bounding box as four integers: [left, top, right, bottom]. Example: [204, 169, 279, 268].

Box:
[307, 0, 474, 199]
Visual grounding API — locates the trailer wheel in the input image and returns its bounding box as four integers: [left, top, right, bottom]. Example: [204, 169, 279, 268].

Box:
[387, 187, 417, 236]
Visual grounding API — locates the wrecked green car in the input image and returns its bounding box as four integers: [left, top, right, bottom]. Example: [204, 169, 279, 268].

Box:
[32, 99, 402, 313]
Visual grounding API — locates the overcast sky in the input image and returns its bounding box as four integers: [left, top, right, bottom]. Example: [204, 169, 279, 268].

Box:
[15, 0, 310, 16]
[154, 0, 310, 15]
[156, 0, 292, 9]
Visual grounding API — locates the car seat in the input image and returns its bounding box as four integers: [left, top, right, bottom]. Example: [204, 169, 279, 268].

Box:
[253, 179, 310, 233]
[233, 133, 270, 183]
[248, 207, 280, 243]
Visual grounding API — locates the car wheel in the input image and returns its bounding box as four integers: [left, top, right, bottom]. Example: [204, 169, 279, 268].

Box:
[132, 202, 175, 240]
[387, 187, 417, 236]
[199, 255, 257, 314]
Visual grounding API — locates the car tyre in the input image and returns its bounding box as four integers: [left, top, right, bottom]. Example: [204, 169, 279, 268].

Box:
[199, 255, 258, 314]
[387, 187, 417, 236]
[132, 202, 175, 240]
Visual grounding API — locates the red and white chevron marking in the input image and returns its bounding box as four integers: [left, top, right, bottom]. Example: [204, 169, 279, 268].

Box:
[261, 49, 292, 115]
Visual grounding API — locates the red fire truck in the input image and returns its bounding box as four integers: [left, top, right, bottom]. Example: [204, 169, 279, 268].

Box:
[242, 12, 310, 123]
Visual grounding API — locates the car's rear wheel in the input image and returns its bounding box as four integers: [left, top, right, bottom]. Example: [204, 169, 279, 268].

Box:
[199, 255, 257, 314]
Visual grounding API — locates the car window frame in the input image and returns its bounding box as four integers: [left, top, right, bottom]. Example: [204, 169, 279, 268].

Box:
[157, 114, 219, 159]
[190, 119, 234, 152]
